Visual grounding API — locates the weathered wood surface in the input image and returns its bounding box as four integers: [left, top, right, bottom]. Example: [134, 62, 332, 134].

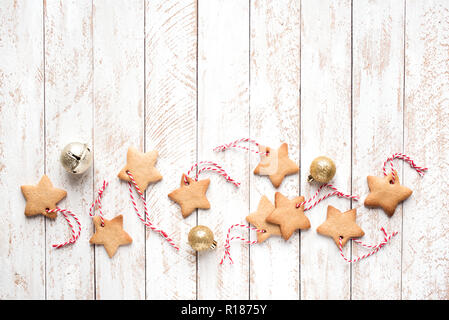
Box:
[92, 0, 145, 299]
[197, 0, 250, 300]
[249, 0, 300, 300]
[0, 0, 45, 299]
[0, 0, 448, 300]
[145, 0, 197, 300]
[300, 0, 352, 300]
[352, 0, 405, 300]
[402, 0, 449, 300]
[44, 0, 94, 300]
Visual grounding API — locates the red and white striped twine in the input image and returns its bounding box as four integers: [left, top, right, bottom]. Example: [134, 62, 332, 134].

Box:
[126, 171, 179, 251]
[339, 227, 398, 263]
[90, 180, 108, 226]
[382, 153, 428, 183]
[220, 224, 265, 265]
[46, 207, 81, 249]
[184, 161, 240, 188]
[214, 138, 268, 155]
[297, 184, 359, 211]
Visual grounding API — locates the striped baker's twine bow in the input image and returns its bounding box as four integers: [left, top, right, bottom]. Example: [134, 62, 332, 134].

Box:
[214, 138, 269, 155]
[184, 161, 240, 188]
[297, 184, 359, 210]
[220, 224, 266, 265]
[89, 180, 108, 226]
[126, 171, 179, 250]
[339, 227, 398, 263]
[46, 207, 81, 249]
[382, 153, 428, 183]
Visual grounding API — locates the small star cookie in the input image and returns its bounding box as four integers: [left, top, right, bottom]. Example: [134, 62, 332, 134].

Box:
[266, 192, 310, 240]
[20, 175, 67, 219]
[254, 143, 299, 188]
[89, 215, 132, 258]
[246, 195, 280, 243]
[364, 172, 412, 216]
[168, 174, 210, 218]
[316, 205, 364, 248]
[118, 146, 162, 192]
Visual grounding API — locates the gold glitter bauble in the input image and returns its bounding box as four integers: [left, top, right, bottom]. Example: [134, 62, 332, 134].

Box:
[307, 156, 336, 183]
[188, 225, 217, 251]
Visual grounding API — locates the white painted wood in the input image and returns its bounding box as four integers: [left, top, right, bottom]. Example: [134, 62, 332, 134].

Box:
[1, 0, 449, 300]
[145, 0, 197, 300]
[402, 0, 449, 300]
[249, 0, 300, 300]
[352, 0, 404, 300]
[44, 0, 94, 300]
[0, 0, 45, 300]
[300, 0, 352, 300]
[93, 0, 145, 299]
[197, 0, 250, 300]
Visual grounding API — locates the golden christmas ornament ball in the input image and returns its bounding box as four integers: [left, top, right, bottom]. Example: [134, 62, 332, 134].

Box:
[307, 156, 336, 183]
[188, 225, 217, 251]
[60, 142, 93, 174]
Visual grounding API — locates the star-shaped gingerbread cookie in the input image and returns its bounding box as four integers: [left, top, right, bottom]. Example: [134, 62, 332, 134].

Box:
[266, 192, 310, 240]
[89, 215, 132, 258]
[168, 174, 210, 218]
[20, 175, 67, 219]
[254, 143, 299, 188]
[118, 146, 162, 192]
[316, 205, 364, 248]
[364, 172, 412, 217]
[246, 195, 280, 243]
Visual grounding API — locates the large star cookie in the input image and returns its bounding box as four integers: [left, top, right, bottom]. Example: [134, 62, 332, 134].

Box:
[254, 143, 299, 188]
[266, 192, 310, 240]
[317, 205, 364, 248]
[118, 146, 162, 192]
[364, 172, 412, 216]
[20, 175, 67, 219]
[89, 215, 132, 258]
[168, 174, 210, 218]
[246, 195, 280, 243]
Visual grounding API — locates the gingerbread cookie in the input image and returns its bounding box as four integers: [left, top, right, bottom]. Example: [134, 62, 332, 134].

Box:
[168, 174, 210, 218]
[246, 195, 280, 243]
[266, 192, 310, 240]
[254, 143, 299, 188]
[316, 205, 364, 248]
[118, 146, 162, 192]
[20, 175, 67, 219]
[89, 215, 132, 258]
[364, 171, 412, 216]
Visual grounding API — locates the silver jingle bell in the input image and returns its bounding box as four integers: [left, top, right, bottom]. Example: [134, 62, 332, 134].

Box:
[60, 142, 93, 174]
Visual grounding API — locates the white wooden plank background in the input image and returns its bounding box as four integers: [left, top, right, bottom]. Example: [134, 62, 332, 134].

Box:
[352, 0, 405, 300]
[93, 0, 145, 299]
[197, 0, 250, 299]
[250, 0, 300, 300]
[145, 0, 197, 300]
[300, 0, 352, 299]
[45, 0, 94, 299]
[1, 0, 448, 300]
